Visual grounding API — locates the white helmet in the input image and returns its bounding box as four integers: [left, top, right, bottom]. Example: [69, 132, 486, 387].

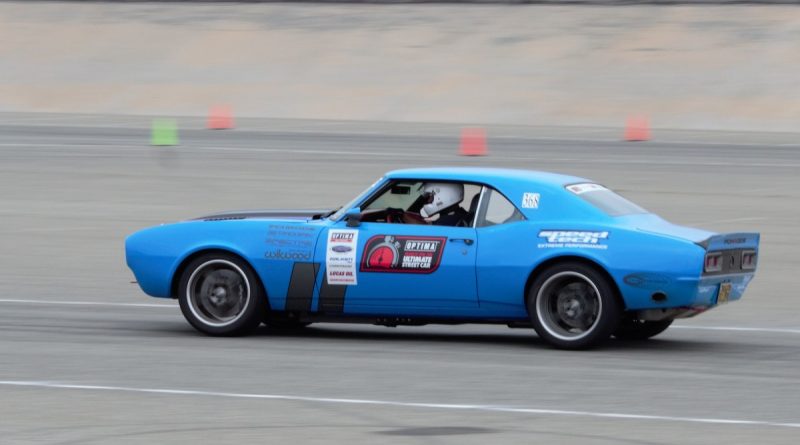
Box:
[420, 183, 464, 218]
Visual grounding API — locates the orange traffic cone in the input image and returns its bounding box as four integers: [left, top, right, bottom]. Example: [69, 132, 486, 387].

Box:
[207, 105, 234, 130]
[624, 116, 651, 142]
[459, 128, 488, 156]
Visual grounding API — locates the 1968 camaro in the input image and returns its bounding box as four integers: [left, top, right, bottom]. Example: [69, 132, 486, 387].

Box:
[125, 167, 759, 349]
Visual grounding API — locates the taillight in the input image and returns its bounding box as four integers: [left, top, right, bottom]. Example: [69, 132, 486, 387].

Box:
[705, 252, 723, 273]
[741, 250, 757, 270]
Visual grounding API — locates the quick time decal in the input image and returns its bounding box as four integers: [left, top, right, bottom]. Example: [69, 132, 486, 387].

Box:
[360, 235, 447, 274]
[326, 229, 358, 285]
[522, 192, 540, 209]
[264, 224, 316, 261]
[566, 183, 607, 195]
[537, 230, 609, 250]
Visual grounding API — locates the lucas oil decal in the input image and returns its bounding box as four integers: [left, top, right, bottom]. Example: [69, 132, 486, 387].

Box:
[538, 230, 609, 250]
[326, 229, 358, 285]
[360, 235, 447, 274]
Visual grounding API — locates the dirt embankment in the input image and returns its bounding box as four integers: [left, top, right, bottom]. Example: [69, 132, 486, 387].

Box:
[1, 2, 799, 131]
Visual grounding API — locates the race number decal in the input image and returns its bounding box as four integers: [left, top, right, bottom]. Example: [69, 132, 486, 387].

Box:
[522, 192, 540, 209]
[326, 229, 358, 285]
[360, 235, 447, 274]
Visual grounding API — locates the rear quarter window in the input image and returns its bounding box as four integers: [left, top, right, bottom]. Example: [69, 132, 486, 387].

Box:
[477, 188, 525, 227]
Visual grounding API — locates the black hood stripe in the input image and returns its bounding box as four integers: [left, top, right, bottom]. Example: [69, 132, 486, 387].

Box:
[195, 209, 330, 221]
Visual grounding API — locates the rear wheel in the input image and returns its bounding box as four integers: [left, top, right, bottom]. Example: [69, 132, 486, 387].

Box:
[178, 253, 266, 336]
[613, 318, 673, 341]
[528, 262, 621, 350]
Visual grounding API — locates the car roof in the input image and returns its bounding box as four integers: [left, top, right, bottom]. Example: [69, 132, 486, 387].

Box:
[385, 167, 590, 189]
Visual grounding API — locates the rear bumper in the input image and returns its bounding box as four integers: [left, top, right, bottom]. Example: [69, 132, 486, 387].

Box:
[696, 273, 755, 305]
[620, 272, 755, 311]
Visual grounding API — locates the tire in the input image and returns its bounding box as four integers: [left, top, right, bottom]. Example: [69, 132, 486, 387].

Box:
[528, 262, 622, 350]
[613, 317, 673, 341]
[178, 253, 266, 336]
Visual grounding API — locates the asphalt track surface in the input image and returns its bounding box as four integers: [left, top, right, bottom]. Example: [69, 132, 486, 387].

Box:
[1, 113, 799, 444]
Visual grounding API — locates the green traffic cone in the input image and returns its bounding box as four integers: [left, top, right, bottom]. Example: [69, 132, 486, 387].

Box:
[151, 119, 179, 146]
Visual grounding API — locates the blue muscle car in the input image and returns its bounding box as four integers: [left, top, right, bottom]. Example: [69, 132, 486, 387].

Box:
[125, 167, 759, 349]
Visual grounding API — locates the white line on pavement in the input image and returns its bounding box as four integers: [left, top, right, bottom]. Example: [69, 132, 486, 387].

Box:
[0, 380, 797, 429]
[0, 299, 175, 308]
[671, 325, 800, 335]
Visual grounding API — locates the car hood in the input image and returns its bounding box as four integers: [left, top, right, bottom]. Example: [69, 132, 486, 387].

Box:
[193, 209, 330, 222]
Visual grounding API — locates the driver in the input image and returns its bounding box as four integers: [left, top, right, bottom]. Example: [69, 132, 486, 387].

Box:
[420, 182, 470, 227]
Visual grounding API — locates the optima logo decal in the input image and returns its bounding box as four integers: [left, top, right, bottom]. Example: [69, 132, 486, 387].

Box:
[538, 230, 609, 250]
[361, 235, 446, 274]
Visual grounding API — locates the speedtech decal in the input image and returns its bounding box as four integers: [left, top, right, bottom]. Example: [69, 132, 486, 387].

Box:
[360, 235, 447, 274]
[537, 230, 609, 250]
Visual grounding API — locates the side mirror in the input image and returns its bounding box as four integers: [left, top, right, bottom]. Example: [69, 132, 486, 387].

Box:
[344, 207, 362, 227]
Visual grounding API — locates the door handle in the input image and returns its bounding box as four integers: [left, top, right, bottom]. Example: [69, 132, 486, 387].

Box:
[449, 238, 474, 246]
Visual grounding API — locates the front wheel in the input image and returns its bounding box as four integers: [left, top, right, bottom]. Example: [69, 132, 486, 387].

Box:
[528, 262, 621, 350]
[613, 318, 673, 341]
[178, 253, 266, 336]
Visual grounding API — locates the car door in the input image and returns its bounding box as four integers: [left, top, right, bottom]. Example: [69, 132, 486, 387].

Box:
[346, 221, 477, 314]
[314, 180, 480, 317]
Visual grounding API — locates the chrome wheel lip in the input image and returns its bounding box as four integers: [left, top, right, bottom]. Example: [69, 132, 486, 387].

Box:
[186, 259, 251, 328]
[536, 271, 602, 342]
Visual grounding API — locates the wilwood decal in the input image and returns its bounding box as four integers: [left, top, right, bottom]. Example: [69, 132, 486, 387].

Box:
[264, 224, 315, 260]
[360, 235, 447, 274]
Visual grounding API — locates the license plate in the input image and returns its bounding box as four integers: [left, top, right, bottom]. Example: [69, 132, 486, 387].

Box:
[718, 282, 732, 304]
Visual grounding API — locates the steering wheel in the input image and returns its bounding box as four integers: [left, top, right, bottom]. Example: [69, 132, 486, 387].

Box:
[385, 207, 405, 224]
[402, 211, 427, 224]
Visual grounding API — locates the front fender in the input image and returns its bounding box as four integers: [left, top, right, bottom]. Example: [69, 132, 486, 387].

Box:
[125, 222, 255, 298]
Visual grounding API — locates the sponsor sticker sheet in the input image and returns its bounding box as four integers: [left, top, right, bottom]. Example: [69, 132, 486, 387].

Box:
[326, 229, 358, 285]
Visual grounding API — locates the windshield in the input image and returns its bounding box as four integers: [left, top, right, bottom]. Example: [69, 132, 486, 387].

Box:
[329, 177, 385, 221]
[566, 183, 647, 217]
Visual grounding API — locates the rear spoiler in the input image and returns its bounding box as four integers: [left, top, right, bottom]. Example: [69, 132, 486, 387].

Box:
[696, 232, 760, 251]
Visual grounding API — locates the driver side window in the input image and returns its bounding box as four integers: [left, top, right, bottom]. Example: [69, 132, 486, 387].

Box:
[360, 180, 481, 227]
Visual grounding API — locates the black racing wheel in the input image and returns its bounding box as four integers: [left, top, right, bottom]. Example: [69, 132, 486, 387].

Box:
[178, 253, 267, 336]
[528, 262, 622, 350]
